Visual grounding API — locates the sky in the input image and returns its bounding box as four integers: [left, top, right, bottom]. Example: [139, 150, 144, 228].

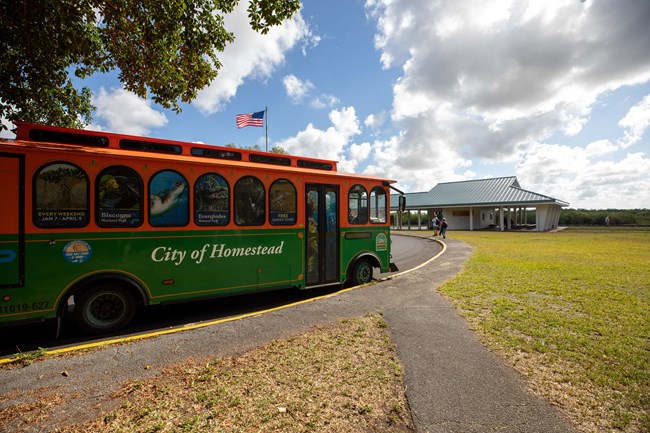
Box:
[5, 0, 650, 209]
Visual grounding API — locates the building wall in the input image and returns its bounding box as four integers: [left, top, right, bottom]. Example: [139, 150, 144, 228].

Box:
[535, 204, 562, 231]
[443, 207, 495, 230]
[474, 208, 496, 229]
[442, 208, 469, 230]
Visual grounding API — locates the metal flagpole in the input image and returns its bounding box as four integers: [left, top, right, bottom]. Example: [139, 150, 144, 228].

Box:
[265, 106, 268, 152]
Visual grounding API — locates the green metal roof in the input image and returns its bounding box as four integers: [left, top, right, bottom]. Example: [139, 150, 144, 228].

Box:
[391, 176, 569, 210]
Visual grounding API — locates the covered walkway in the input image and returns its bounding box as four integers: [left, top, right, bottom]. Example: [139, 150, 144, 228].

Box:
[391, 177, 569, 232]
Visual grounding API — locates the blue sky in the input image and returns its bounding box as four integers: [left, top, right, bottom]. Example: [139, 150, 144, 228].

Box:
[5, 0, 650, 209]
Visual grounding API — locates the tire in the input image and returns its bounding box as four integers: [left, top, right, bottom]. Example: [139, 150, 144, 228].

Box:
[73, 284, 136, 335]
[351, 258, 373, 285]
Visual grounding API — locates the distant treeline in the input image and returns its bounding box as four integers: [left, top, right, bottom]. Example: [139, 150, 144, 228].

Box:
[390, 208, 650, 227]
[559, 209, 650, 226]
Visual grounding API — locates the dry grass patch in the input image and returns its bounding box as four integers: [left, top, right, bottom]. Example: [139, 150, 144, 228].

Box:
[0, 388, 65, 432]
[56, 314, 413, 433]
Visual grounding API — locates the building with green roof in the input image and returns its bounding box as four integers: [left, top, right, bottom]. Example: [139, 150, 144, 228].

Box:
[391, 176, 569, 232]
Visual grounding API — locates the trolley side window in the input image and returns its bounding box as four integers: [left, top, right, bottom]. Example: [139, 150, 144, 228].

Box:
[234, 176, 265, 226]
[96, 166, 143, 227]
[348, 184, 368, 224]
[33, 162, 89, 228]
[269, 179, 297, 226]
[194, 173, 230, 226]
[149, 170, 189, 227]
[369, 186, 387, 223]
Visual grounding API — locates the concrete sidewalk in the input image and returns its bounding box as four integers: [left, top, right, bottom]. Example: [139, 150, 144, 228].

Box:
[0, 237, 578, 433]
[382, 237, 578, 432]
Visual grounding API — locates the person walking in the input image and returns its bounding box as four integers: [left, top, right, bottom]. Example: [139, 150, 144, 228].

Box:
[440, 218, 448, 239]
[432, 215, 440, 236]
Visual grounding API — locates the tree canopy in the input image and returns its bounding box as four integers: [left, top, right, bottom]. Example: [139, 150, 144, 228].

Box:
[226, 142, 287, 154]
[0, 0, 300, 131]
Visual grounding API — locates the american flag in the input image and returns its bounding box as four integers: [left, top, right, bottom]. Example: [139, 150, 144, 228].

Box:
[236, 110, 265, 128]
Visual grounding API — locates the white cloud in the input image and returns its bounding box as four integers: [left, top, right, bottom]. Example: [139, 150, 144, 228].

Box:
[618, 94, 650, 148]
[283, 74, 314, 103]
[282, 75, 339, 108]
[377, 0, 650, 139]
[361, 0, 650, 206]
[364, 112, 389, 138]
[275, 106, 361, 171]
[0, 117, 16, 138]
[516, 142, 650, 208]
[364, 113, 377, 128]
[357, 130, 473, 193]
[349, 141, 371, 162]
[585, 139, 617, 157]
[193, 4, 310, 113]
[330, 107, 361, 138]
[311, 94, 340, 109]
[93, 87, 168, 135]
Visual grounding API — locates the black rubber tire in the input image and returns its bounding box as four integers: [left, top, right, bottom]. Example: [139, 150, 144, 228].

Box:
[351, 258, 373, 285]
[73, 284, 136, 335]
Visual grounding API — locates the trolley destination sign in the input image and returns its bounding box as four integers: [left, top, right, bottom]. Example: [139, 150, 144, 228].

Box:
[150, 241, 286, 266]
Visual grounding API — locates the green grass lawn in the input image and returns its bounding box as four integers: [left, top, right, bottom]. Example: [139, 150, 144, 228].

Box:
[438, 230, 649, 433]
[563, 225, 650, 232]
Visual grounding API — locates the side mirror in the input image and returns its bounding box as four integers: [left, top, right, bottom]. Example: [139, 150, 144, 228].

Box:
[399, 195, 406, 212]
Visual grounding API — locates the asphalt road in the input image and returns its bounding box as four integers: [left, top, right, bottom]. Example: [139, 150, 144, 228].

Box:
[0, 234, 437, 358]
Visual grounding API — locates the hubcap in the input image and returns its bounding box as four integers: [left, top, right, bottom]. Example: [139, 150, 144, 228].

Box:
[86, 293, 126, 326]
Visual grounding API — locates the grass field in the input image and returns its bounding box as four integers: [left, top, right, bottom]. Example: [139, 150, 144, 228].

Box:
[438, 229, 649, 433]
[563, 225, 650, 232]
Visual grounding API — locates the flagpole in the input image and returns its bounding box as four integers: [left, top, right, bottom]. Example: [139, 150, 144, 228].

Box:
[265, 106, 268, 152]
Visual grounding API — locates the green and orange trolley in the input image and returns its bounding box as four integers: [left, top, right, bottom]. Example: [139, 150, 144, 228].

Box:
[0, 122, 400, 334]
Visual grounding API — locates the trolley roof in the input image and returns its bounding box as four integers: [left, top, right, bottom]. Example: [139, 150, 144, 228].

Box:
[6, 121, 395, 184]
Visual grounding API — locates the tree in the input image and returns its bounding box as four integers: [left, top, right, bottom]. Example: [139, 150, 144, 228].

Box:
[0, 0, 300, 131]
[225, 143, 287, 154]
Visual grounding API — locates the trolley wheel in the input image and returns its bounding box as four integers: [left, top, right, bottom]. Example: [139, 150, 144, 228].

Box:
[73, 284, 136, 335]
[351, 258, 373, 285]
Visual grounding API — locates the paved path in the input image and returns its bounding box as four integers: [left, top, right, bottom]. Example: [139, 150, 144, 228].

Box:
[385, 238, 577, 432]
[0, 237, 578, 433]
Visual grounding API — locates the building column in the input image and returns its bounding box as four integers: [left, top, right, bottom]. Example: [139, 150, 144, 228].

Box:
[500, 206, 504, 231]
[551, 205, 560, 230]
[524, 207, 527, 227]
[469, 207, 474, 231]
